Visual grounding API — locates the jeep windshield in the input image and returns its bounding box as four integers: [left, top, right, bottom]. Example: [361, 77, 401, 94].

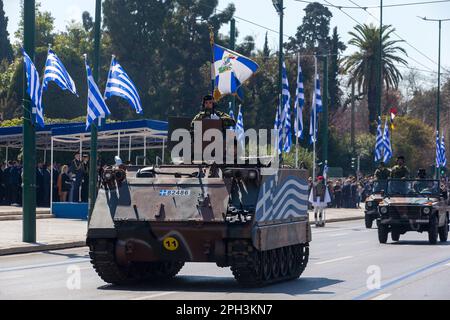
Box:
[372, 180, 388, 194]
[386, 179, 440, 197]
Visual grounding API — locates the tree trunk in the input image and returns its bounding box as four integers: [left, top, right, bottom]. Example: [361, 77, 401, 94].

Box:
[367, 84, 378, 135]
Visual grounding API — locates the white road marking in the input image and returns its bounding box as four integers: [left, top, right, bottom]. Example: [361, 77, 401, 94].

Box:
[131, 292, 175, 300]
[327, 233, 349, 237]
[0, 258, 90, 273]
[315, 256, 353, 265]
[0, 275, 24, 280]
[371, 293, 392, 300]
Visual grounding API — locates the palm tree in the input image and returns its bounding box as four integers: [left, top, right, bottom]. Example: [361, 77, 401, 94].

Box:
[344, 24, 408, 133]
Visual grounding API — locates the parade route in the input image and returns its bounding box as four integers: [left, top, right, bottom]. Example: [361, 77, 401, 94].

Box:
[1, 220, 449, 300]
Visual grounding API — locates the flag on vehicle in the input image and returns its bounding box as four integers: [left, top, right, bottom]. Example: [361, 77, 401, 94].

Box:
[294, 56, 305, 139]
[309, 74, 322, 144]
[42, 49, 77, 96]
[282, 61, 292, 153]
[104, 55, 142, 114]
[383, 119, 393, 163]
[22, 49, 44, 127]
[84, 55, 111, 130]
[375, 117, 384, 162]
[212, 44, 259, 101]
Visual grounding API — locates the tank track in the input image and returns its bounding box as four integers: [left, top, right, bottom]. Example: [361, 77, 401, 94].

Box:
[89, 239, 184, 285]
[229, 240, 309, 287]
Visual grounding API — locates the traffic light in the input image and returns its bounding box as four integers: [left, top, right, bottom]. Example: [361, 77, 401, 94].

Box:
[440, 167, 447, 177]
[351, 157, 356, 170]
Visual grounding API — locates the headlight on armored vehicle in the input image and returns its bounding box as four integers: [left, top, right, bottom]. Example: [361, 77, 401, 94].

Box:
[380, 206, 388, 214]
[366, 201, 374, 208]
[422, 207, 431, 215]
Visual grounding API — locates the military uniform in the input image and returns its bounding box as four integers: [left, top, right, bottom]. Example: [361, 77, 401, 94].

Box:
[191, 109, 236, 129]
[390, 165, 410, 179]
[374, 167, 391, 180]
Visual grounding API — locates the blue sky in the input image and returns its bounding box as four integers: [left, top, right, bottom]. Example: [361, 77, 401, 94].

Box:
[4, 0, 450, 76]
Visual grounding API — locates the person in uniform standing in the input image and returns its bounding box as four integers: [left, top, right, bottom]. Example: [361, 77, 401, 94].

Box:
[191, 94, 236, 129]
[374, 161, 391, 180]
[390, 156, 410, 179]
[309, 176, 331, 227]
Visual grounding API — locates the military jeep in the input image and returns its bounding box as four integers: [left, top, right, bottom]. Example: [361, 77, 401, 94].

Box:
[364, 180, 387, 229]
[377, 179, 449, 244]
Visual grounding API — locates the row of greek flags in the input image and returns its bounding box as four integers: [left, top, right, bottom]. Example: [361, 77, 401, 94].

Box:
[374, 118, 393, 163]
[23, 49, 142, 130]
[274, 56, 321, 154]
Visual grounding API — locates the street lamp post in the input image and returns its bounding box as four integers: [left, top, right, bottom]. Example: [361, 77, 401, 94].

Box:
[272, 0, 284, 107]
[378, 0, 383, 120]
[419, 16, 450, 179]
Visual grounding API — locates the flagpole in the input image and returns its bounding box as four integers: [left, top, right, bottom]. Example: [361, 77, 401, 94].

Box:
[209, 26, 216, 97]
[295, 52, 299, 169]
[312, 56, 318, 181]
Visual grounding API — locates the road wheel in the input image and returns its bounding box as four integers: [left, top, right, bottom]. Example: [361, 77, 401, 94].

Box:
[428, 214, 439, 245]
[438, 216, 449, 242]
[378, 224, 389, 244]
[262, 251, 271, 281]
[391, 230, 400, 242]
[365, 215, 373, 229]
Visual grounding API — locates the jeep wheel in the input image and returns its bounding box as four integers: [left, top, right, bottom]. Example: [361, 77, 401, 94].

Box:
[391, 230, 400, 242]
[378, 224, 389, 244]
[428, 215, 439, 245]
[365, 215, 373, 229]
[438, 216, 448, 242]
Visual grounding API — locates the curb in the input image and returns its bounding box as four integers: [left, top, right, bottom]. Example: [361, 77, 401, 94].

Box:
[0, 216, 364, 256]
[0, 241, 86, 256]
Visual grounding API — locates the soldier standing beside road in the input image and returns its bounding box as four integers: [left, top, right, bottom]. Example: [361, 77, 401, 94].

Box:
[390, 156, 410, 179]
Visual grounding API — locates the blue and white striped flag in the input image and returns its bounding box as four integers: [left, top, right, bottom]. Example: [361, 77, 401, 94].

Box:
[212, 44, 259, 101]
[274, 105, 283, 155]
[375, 117, 384, 162]
[294, 56, 305, 139]
[383, 119, 393, 163]
[104, 56, 142, 114]
[84, 55, 111, 130]
[436, 131, 442, 168]
[309, 74, 322, 144]
[228, 102, 235, 122]
[42, 49, 77, 96]
[282, 61, 292, 153]
[22, 49, 44, 127]
[441, 134, 447, 167]
[236, 105, 245, 149]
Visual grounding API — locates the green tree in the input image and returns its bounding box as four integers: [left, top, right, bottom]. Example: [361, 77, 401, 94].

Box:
[343, 24, 408, 133]
[0, 0, 13, 62]
[262, 32, 270, 61]
[329, 27, 346, 111]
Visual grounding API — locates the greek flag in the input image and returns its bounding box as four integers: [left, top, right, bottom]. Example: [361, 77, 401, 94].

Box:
[441, 134, 447, 167]
[42, 49, 77, 96]
[323, 163, 329, 181]
[84, 55, 111, 130]
[309, 74, 322, 143]
[22, 49, 44, 127]
[436, 131, 442, 168]
[274, 105, 283, 155]
[294, 57, 305, 139]
[228, 102, 235, 122]
[236, 105, 245, 148]
[104, 56, 142, 114]
[212, 44, 259, 101]
[383, 119, 393, 163]
[282, 61, 292, 153]
[375, 117, 384, 162]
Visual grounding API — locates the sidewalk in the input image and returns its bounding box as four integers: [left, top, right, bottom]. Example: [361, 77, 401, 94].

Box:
[0, 208, 364, 256]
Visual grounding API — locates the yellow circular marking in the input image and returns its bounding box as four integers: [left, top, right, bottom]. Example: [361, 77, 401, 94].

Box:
[163, 237, 179, 251]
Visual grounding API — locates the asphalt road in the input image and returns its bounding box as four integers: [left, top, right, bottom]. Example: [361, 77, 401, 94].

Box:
[1, 220, 450, 300]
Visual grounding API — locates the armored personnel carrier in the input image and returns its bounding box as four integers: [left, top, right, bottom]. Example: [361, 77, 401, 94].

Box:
[87, 118, 311, 287]
[377, 179, 449, 244]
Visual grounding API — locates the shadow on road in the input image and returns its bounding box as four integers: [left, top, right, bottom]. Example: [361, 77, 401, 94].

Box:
[391, 240, 450, 246]
[98, 276, 343, 296]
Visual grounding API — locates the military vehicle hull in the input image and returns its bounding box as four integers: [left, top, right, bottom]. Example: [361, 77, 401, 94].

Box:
[87, 165, 311, 287]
